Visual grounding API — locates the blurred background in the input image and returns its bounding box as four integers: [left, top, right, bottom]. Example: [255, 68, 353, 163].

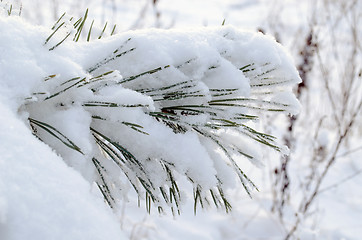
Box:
[10, 0, 362, 239]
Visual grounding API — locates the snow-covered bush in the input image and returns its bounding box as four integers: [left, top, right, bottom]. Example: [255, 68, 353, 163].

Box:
[0, 4, 300, 215]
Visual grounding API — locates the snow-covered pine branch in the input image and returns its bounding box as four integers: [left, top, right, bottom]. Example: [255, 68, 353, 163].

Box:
[0, 9, 301, 214]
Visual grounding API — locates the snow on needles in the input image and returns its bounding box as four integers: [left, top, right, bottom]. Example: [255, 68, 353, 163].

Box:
[0, 12, 300, 238]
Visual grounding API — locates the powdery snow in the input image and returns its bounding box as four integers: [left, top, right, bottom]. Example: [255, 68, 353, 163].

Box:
[0, 100, 126, 240]
[0, 2, 318, 239]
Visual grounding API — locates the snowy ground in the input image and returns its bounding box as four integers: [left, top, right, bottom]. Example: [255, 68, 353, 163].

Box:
[1, 0, 362, 239]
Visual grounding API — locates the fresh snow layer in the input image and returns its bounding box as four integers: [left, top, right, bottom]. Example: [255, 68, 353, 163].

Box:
[0, 16, 126, 240]
[5, 0, 361, 239]
[0, 11, 301, 240]
[0, 103, 126, 239]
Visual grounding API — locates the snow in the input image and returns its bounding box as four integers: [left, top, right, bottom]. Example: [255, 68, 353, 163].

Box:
[1, 0, 361, 239]
[0, 9, 302, 238]
[0, 101, 126, 240]
[0, 16, 125, 239]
